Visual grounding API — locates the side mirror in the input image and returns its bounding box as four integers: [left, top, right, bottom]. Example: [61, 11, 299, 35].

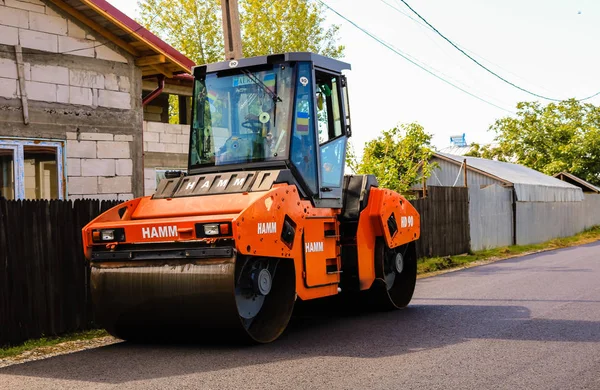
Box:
[165, 170, 187, 179]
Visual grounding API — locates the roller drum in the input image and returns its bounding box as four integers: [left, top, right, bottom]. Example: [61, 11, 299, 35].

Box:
[91, 255, 296, 344]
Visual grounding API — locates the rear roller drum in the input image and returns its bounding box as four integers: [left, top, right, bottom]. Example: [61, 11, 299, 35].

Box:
[368, 238, 417, 310]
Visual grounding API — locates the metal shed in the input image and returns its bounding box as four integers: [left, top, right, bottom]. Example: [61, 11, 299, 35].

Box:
[425, 153, 584, 202]
[554, 172, 600, 194]
[417, 153, 599, 249]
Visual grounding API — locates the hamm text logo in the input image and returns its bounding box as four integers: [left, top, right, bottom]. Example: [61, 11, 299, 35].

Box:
[257, 222, 277, 234]
[305, 242, 324, 253]
[142, 226, 178, 239]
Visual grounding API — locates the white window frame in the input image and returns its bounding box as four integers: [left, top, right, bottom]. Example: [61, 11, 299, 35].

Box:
[0, 138, 66, 200]
[0, 144, 21, 199]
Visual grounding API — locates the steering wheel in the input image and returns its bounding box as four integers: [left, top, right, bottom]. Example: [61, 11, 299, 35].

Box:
[241, 119, 263, 132]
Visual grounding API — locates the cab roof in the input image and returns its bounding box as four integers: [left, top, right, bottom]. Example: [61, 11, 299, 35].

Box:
[193, 52, 351, 78]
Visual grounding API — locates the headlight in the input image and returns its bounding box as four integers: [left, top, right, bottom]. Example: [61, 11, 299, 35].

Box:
[203, 224, 219, 236]
[92, 228, 125, 243]
[195, 222, 232, 238]
[101, 230, 115, 241]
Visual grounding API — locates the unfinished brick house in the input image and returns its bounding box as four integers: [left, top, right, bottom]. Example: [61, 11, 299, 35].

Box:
[0, 0, 195, 200]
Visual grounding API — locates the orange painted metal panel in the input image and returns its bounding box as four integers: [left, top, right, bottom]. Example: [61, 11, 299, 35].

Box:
[82, 182, 420, 302]
[232, 184, 340, 301]
[304, 218, 339, 288]
[131, 192, 265, 220]
[355, 188, 420, 290]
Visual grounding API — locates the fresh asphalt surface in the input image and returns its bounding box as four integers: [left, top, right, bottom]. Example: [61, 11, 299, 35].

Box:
[2, 242, 599, 390]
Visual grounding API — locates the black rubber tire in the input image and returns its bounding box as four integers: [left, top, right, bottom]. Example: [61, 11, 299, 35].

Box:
[367, 238, 417, 310]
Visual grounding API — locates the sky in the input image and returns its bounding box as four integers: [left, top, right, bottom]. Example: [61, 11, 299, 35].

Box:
[108, 0, 600, 152]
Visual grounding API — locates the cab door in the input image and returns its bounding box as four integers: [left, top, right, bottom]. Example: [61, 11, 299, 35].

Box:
[301, 71, 349, 287]
[315, 71, 348, 206]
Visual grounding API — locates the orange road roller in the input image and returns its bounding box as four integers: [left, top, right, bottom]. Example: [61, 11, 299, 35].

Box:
[82, 52, 420, 343]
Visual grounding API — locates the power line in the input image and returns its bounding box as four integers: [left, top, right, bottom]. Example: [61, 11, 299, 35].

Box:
[381, 0, 556, 96]
[397, 0, 600, 102]
[374, 30, 511, 108]
[380, 0, 427, 28]
[315, 0, 515, 114]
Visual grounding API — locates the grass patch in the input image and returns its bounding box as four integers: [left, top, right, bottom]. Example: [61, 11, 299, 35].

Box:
[0, 329, 108, 359]
[418, 225, 600, 275]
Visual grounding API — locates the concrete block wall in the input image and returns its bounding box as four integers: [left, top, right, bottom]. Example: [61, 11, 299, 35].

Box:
[143, 121, 190, 195]
[144, 121, 190, 154]
[144, 167, 157, 197]
[0, 58, 132, 108]
[143, 97, 169, 122]
[0, 1, 127, 62]
[0, 1, 131, 108]
[66, 131, 134, 201]
[0, 0, 144, 200]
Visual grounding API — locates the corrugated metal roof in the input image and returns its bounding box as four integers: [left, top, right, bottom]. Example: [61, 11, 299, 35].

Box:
[435, 152, 584, 202]
[553, 172, 600, 193]
[438, 146, 473, 156]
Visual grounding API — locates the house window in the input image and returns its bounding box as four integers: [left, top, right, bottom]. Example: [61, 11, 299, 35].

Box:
[0, 139, 65, 200]
[0, 146, 17, 200]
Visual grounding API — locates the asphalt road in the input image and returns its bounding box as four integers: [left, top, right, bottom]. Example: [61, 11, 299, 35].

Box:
[2, 242, 600, 390]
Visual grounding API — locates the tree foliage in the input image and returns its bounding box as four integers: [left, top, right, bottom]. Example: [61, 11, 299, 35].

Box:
[240, 0, 343, 58]
[137, 0, 344, 64]
[348, 123, 435, 194]
[467, 99, 600, 185]
[138, 0, 223, 64]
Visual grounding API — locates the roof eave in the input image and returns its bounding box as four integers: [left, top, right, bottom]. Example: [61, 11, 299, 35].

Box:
[554, 172, 600, 194]
[79, 0, 195, 74]
[432, 152, 513, 187]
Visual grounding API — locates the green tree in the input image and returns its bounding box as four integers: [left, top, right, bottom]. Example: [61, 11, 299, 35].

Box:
[137, 0, 344, 64]
[240, 0, 343, 58]
[138, 0, 223, 64]
[464, 142, 505, 160]
[481, 99, 600, 185]
[349, 123, 435, 193]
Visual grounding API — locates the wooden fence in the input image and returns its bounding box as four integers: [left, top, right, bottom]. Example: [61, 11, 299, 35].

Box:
[0, 199, 119, 348]
[0, 187, 469, 347]
[410, 186, 470, 258]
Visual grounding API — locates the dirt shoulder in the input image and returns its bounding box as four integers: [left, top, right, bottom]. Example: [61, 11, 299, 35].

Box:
[0, 333, 119, 368]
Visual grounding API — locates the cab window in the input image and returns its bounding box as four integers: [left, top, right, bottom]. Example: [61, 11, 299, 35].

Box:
[316, 72, 345, 189]
[316, 73, 343, 145]
[290, 62, 318, 194]
[320, 137, 346, 188]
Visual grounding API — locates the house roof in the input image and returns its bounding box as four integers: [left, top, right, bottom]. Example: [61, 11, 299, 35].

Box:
[437, 145, 473, 156]
[50, 0, 195, 77]
[434, 152, 584, 202]
[554, 172, 600, 194]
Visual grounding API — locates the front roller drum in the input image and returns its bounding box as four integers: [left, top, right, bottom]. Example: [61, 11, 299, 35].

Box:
[90, 254, 296, 344]
[367, 238, 417, 310]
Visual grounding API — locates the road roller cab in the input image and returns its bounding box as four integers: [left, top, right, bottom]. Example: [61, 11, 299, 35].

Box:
[82, 53, 421, 343]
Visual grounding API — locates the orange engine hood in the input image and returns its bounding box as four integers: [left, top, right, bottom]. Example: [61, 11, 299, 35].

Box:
[131, 191, 268, 220]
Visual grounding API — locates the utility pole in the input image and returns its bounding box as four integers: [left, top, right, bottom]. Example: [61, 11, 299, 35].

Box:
[220, 0, 243, 60]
